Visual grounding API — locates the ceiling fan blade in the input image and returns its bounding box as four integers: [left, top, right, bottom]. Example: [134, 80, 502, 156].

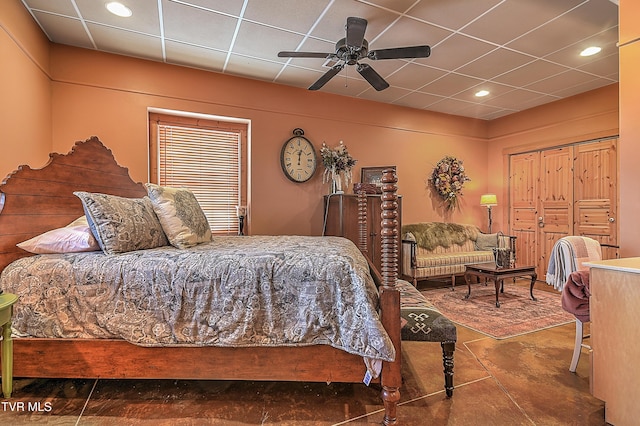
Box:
[345, 17, 367, 48]
[309, 64, 344, 90]
[357, 63, 389, 91]
[368, 45, 431, 60]
[278, 51, 335, 59]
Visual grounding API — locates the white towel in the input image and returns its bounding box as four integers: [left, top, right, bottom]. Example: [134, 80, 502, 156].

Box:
[545, 236, 602, 292]
[546, 239, 577, 291]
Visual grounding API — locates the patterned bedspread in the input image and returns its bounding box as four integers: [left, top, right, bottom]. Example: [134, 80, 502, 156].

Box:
[0, 236, 394, 363]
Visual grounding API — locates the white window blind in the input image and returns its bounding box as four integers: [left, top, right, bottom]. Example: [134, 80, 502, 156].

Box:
[157, 124, 241, 234]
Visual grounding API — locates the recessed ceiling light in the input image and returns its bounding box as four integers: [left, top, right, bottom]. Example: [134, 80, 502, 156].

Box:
[475, 90, 490, 97]
[580, 46, 602, 57]
[106, 2, 132, 17]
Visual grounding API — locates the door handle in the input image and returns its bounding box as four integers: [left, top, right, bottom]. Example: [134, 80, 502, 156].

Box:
[609, 217, 615, 223]
[538, 216, 544, 227]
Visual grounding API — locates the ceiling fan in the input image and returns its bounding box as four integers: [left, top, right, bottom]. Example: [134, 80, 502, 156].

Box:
[278, 17, 431, 91]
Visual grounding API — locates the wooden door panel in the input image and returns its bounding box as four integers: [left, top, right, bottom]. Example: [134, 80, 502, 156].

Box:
[538, 147, 573, 276]
[574, 139, 618, 250]
[510, 152, 539, 270]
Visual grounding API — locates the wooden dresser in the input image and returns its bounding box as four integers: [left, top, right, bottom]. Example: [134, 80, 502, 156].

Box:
[323, 193, 402, 273]
[586, 257, 640, 426]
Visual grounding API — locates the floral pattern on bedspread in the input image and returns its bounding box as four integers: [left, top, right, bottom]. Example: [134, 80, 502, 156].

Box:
[1, 236, 395, 362]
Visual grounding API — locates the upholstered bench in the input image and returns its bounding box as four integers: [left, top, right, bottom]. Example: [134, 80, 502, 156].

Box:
[397, 279, 456, 397]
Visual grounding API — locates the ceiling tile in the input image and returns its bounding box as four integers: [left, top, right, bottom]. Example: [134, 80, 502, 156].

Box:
[171, 0, 245, 16]
[543, 26, 619, 69]
[234, 22, 304, 61]
[451, 80, 517, 104]
[524, 69, 600, 93]
[243, 0, 331, 34]
[481, 88, 553, 109]
[426, 98, 477, 115]
[162, 0, 238, 50]
[384, 63, 447, 90]
[357, 85, 413, 103]
[406, 0, 503, 31]
[392, 91, 446, 109]
[419, 73, 484, 97]
[492, 59, 570, 87]
[30, 11, 94, 49]
[578, 52, 619, 78]
[461, 0, 585, 45]
[165, 40, 226, 72]
[87, 23, 163, 61]
[369, 16, 452, 50]
[422, 34, 497, 71]
[310, 1, 397, 42]
[456, 48, 533, 80]
[364, 0, 422, 15]
[23, 0, 77, 16]
[506, 0, 618, 58]
[225, 55, 285, 81]
[76, 0, 160, 35]
[551, 78, 616, 98]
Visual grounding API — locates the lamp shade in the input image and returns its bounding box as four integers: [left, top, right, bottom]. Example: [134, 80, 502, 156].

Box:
[480, 194, 497, 207]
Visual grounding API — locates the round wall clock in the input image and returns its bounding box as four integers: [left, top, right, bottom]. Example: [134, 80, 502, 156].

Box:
[280, 128, 317, 183]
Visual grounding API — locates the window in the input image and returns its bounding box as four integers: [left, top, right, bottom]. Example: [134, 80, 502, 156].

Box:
[149, 111, 248, 234]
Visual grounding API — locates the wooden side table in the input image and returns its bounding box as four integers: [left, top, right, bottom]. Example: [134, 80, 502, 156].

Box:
[0, 293, 19, 398]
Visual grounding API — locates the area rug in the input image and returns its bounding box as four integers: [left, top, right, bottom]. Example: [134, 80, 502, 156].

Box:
[421, 284, 576, 339]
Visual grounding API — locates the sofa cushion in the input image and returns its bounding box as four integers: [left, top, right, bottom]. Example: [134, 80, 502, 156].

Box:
[413, 251, 493, 268]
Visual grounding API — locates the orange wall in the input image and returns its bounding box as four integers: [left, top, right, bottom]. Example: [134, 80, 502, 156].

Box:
[47, 45, 490, 236]
[486, 84, 619, 234]
[619, 0, 640, 257]
[0, 0, 52, 176]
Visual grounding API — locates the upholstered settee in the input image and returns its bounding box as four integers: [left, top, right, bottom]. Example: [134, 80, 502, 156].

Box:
[401, 222, 513, 287]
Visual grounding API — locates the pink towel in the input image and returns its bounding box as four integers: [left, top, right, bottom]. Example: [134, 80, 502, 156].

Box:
[561, 270, 590, 322]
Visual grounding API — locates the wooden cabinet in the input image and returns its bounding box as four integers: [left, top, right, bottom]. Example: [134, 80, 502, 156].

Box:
[323, 194, 402, 273]
[588, 258, 640, 426]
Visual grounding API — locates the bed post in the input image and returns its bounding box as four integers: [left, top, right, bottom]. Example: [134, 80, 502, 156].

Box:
[379, 169, 401, 426]
[356, 190, 368, 254]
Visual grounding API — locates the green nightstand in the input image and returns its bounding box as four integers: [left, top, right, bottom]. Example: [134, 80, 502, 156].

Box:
[0, 293, 18, 398]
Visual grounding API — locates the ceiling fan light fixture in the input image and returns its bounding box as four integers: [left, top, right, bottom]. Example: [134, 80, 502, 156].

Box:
[475, 90, 490, 97]
[580, 46, 602, 57]
[106, 2, 132, 18]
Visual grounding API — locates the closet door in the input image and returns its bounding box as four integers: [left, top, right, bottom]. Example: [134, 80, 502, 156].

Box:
[574, 139, 618, 259]
[538, 147, 574, 276]
[509, 152, 539, 269]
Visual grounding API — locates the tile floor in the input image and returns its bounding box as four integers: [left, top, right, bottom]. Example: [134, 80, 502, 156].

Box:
[0, 280, 606, 425]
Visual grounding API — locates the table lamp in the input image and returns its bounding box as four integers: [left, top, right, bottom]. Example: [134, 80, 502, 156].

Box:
[480, 194, 497, 233]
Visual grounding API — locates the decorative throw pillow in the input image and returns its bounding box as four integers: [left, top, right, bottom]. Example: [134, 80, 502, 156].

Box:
[74, 192, 169, 254]
[144, 183, 212, 249]
[17, 216, 101, 254]
[475, 233, 498, 251]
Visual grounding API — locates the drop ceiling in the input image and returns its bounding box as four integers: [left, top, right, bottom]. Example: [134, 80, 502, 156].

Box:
[21, 0, 619, 120]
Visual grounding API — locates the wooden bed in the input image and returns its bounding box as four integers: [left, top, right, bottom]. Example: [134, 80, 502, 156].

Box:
[0, 137, 402, 425]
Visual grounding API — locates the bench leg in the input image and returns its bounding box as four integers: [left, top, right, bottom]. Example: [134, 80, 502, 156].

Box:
[441, 341, 455, 397]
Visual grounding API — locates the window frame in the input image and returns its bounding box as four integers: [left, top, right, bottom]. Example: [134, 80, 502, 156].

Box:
[148, 108, 250, 235]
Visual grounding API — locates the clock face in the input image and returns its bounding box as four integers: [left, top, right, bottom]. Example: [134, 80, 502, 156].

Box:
[280, 136, 317, 183]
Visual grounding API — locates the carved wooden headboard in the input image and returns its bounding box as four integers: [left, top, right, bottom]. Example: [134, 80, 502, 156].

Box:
[0, 136, 147, 272]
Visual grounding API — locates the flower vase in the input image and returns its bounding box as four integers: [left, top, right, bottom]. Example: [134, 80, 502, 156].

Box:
[331, 174, 344, 194]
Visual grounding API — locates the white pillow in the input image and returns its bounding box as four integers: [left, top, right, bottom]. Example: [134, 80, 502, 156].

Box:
[17, 216, 101, 254]
[144, 183, 212, 249]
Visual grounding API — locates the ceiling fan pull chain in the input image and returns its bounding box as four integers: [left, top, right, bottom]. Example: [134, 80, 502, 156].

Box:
[344, 64, 348, 87]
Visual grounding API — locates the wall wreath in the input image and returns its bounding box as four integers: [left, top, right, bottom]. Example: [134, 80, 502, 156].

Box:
[430, 156, 471, 210]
